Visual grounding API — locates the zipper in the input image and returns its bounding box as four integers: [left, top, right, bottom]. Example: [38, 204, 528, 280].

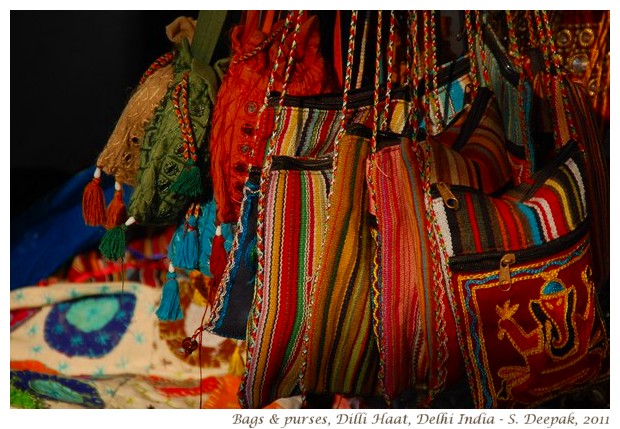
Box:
[498, 253, 516, 288]
[267, 56, 469, 110]
[437, 54, 470, 88]
[448, 222, 589, 272]
[520, 140, 579, 201]
[270, 155, 333, 171]
[268, 86, 411, 110]
[436, 182, 460, 210]
[451, 87, 493, 151]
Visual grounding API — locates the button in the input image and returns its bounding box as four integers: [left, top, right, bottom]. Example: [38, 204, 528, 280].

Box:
[245, 101, 258, 115]
[241, 123, 255, 137]
[234, 162, 248, 173]
[238, 144, 251, 154]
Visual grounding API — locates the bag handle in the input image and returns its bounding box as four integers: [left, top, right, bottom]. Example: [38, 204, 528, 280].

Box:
[534, 10, 578, 147]
[505, 11, 535, 171]
[421, 10, 445, 133]
[408, 11, 422, 139]
[191, 10, 228, 67]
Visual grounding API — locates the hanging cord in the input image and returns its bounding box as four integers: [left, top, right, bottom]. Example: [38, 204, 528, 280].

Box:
[408, 11, 422, 138]
[230, 20, 286, 66]
[429, 11, 444, 130]
[370, 10, 383, 153]
[534, 10, 577, 146]
[139, 51, 175, 85]
[356, 11, 371, 89]
[379, 11, 397, 132]
[540, 10, 577, 143]
[403, 11, 412, 97]
[506, 11, 533, 169]
[299, 10, 359, 406]
[172, 74, 198, 165]
[474, 11, 492, 87]
[526, 10, 538, 49]
[464, 10, 492, 96]
[464, 11, 480, 97]
[422, 11, 441, 133]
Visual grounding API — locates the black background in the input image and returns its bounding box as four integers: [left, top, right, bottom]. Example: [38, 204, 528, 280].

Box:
[10, 10, 239, 217]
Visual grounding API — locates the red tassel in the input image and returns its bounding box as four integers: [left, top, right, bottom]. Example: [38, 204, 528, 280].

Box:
[105, 182, 127, 229]
[209, 226, 228, 291]
[82, 169, 107, 226]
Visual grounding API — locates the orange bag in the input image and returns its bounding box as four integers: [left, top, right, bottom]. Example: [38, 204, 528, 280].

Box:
[209, 13, 338, 225]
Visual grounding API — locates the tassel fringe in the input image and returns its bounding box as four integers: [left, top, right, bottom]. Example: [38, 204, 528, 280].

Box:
[156, 268, 184, 321]
[82, 169, 107, 226]
[105, 182, 127, 229]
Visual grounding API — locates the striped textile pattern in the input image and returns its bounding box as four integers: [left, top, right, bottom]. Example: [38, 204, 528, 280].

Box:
[479, 25, 535, 183]
[304, 132, 380, 397]
[431, 141, 587, 258]
[368, 137, 433, 402]
[240, 157, 331, 408]
[559, 78, 609, 287]
[424, 67, 471, 136]
[531, 73, 608, 288]
[207, 170, 261, 340]
[429, 88, 513, 194]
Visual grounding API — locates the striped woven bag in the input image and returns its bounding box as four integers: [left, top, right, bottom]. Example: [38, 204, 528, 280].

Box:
[206, 12, 418, 343]
[240, 155, 332, 408]
[427, 140, 609, 408]
[416, 11, 609, 408]
[301, 128, 380, 399]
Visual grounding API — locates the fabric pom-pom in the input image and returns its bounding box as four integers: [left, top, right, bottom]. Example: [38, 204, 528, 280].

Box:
[82, 168, 107, 226]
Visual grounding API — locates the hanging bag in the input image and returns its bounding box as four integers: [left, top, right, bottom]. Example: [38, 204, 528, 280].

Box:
[424, 10, 609, 408]
[96, 11, 227, 261]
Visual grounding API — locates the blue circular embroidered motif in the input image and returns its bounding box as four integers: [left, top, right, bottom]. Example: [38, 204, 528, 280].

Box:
[11, 370, 104, 408]
[44, 292, 136, 357]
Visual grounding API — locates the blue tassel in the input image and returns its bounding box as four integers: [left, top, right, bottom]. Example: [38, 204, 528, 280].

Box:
[156, 271, 184, 321]
[172, 215, 199, 271]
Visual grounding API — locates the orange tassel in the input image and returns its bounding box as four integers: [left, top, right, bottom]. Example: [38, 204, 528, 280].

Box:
[82, 168, 107, 226]
[105, 182, 127, 229]
[209, 226, 228, 291]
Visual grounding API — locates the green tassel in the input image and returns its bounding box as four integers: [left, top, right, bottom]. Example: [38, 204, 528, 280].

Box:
[156, 271, 184, 321]
[171, 162, 203, 197]
[172, 215, 199, 270]
[99, 224, 128, 261]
